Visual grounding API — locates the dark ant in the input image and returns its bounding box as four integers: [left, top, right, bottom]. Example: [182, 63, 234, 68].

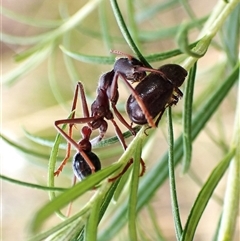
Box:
[54, 51, 187, 182]
[126, 64, 188, 126]
[54, 51, 161, 180]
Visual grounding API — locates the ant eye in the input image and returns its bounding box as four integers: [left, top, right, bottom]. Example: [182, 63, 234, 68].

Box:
[130, 58, 143, 67]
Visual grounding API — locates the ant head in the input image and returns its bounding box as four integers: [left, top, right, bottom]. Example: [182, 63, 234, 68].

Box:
[159, 64, 188, 87]
[114, 57, 146, 83]
[73, 152, 101, 181]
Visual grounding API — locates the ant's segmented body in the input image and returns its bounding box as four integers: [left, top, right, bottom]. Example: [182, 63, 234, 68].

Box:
[54, 51, 187, 181]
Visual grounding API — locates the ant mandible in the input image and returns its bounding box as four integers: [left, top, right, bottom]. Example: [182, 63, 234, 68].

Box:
[54, 51, 162, 180]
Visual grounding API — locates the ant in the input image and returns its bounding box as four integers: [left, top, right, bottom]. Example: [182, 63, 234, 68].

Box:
[54, 51, 187, 182]
[54, 51, 163, 181]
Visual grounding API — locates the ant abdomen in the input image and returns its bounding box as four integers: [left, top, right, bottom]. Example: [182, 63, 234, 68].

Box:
[73, 152, 101, 180]
[126, 64, 188, 125]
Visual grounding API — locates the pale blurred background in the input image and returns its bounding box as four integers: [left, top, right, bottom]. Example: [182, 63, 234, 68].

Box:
[1, 0, 239, 240]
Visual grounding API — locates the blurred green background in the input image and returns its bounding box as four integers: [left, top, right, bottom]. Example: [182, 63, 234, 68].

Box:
[1, 0, 239, 240]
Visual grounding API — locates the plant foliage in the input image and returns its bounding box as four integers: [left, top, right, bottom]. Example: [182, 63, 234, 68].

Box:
[1, 0, 239, 241]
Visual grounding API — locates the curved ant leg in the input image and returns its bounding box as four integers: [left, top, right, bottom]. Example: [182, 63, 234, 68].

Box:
[108, 156, 146, 182]
[54, 82, 91, 176]
[139, 159, 146, 176]
[54, 116, 100, 175]
[107, 69, 154, 130]
[111, 104, 136, 136]
[109, 118, 146, 181]
[108, 160, 133, 182]
[54, 83, 79, 176]
[55, 124, 97, 173]
[78, 82, 90, 117]
[133, 66, 167, 79]
[115, 72, 156, 128]
[110, 119, 128, 149]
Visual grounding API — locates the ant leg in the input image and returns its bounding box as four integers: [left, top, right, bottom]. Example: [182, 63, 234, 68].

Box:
[77, 82, 90, 118]
[139, 159, 146, 176]
[108, 71, 153, 130]
[106, 75, 135, 135]
[55, 124, 96, 173]
[54, 139, 71, 176]
[109, 118, 133, 180]
[54, 82, 93, 176]
[109, 118, 146, 181]
[108, 159, 133, 182]
[54, 83, 80, 176]
[134, 66, 167, 79]
[116, 72, 156, 128]
[111, 104, 136, 136]
[154, 110, 166, 127]
[110, 119, 128, 150]
[108, 156, 146, 182]
[54, 119, 96, 176]
[54, 116, 96, 176]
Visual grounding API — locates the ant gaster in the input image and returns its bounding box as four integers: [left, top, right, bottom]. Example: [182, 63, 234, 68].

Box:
[126, 64, 188, 126]
[54, 51, 163, 180]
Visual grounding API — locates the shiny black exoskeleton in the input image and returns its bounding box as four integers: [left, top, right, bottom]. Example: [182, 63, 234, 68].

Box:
[73, 152, 101, 180]
[126, 64, 188, 125]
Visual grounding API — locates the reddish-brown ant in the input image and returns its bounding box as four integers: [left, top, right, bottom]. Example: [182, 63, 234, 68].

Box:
[54, 51, 187, 182]
[54, 52, 161, 180]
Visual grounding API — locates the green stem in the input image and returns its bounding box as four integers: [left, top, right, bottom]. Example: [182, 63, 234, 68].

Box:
[110, 0, 150, 67]
[217, 61, 240, 241]
[183, 0, 239, 70]
[128, 140, 142, 241]
[167, 108, 182, 240]
[182, 63, 197, 172]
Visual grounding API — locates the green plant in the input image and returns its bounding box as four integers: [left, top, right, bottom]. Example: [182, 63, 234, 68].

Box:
[1, 0, 239, 241]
